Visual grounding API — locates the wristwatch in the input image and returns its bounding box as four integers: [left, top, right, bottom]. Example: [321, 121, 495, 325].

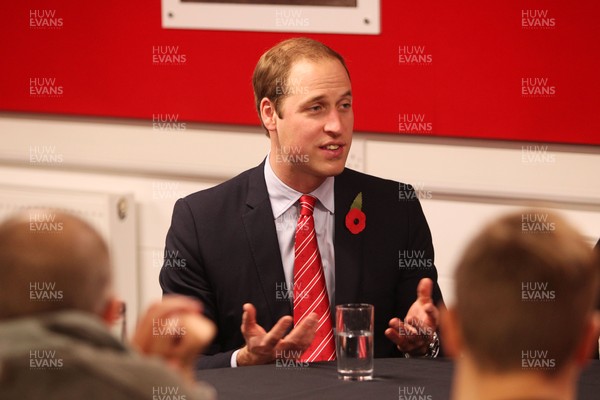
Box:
[403, 332, 440, 359]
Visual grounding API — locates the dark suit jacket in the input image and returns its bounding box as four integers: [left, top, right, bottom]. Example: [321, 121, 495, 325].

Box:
[160, 162, 444, 369]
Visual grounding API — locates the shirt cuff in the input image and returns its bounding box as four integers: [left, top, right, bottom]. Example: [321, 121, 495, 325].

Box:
[230, 349, 240, 368]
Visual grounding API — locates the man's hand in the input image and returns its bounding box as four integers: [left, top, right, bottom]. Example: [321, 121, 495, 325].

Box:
[131, 295, 216, 382]
[236, 303, 318, 366]
[385, 278, 440, 356]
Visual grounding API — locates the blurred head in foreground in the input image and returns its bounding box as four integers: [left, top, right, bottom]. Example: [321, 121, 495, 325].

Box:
[0, 210, 215, 399]
[0, 209, 118, 322]
[445, 210, 599, 400]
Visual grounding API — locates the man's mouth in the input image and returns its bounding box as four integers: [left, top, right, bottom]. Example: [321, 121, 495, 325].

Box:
[323, 144, 341, 150]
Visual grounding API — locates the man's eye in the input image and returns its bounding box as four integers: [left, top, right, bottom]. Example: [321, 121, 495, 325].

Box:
[340, 103, 352, 110]
[309, 105, 322, 112]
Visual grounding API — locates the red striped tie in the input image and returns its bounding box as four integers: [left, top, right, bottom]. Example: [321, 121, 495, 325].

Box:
[293, 195, 336, 362]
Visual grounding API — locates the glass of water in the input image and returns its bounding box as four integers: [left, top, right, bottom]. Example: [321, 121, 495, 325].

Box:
[335, 303, 374, 381]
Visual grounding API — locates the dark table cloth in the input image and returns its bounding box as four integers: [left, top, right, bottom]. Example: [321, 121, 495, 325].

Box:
[197, 358, 600, 399]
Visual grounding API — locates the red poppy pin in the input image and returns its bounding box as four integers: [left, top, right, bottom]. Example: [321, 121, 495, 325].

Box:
[345, 192, 366, 235]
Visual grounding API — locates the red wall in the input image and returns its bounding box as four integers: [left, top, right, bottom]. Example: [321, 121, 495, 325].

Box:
[2, 1, 599, 145]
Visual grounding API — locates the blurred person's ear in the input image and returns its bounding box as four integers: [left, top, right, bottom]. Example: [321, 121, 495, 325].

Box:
[100, 297, 123, 326]
[573, 311, 600, 366]
[440, 306, 462, 358]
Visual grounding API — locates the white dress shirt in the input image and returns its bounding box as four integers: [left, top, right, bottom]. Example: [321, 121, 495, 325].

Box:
[264, 156, 336, 306]
[230, 157, 336, 367]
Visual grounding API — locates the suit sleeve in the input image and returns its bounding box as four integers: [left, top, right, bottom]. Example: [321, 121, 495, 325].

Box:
[396, 186, 445, 316]
[395, 186, 445, 356]
[159, 198, 236, 369]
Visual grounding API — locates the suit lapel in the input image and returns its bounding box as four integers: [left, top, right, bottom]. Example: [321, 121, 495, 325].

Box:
[242, 162, 292, 323]
[334, 169, 364, 305]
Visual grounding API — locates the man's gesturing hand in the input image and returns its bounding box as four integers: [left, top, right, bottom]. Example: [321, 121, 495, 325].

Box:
[385, 278, 440, 356]
[236, 303, 319, 366]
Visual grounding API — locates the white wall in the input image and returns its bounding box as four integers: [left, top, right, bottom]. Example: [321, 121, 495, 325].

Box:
[1, 112, 599, 314]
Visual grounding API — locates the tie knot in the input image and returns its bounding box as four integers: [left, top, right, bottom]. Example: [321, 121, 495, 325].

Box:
[299, 195, 316, 216]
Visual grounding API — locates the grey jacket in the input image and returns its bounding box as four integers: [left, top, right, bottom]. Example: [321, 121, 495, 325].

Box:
[0, 311, 216, 400]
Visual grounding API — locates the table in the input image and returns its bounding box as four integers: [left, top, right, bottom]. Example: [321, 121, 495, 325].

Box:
[197, 358, 600, 400]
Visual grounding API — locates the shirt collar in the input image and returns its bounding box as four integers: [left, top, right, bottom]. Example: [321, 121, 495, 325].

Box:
[264, 154, 335, 219]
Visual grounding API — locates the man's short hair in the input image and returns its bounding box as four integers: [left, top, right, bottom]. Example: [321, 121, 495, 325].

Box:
[454, 210, 599, 374]
[252, 37, 350, 127]
[0, 210, 112, 319]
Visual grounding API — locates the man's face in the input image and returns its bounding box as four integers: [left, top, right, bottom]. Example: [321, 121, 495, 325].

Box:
[268, 58, 353, 190]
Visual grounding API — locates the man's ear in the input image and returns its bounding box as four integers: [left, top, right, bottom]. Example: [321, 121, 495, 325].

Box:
[260, 97, 278, 133]
[440, 306, 463, 358]
[100, 297, 123, 326]
[573, 311, 600, 366]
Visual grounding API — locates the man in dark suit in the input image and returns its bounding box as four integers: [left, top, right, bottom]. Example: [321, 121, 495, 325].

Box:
[160, 38, 444, 369]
